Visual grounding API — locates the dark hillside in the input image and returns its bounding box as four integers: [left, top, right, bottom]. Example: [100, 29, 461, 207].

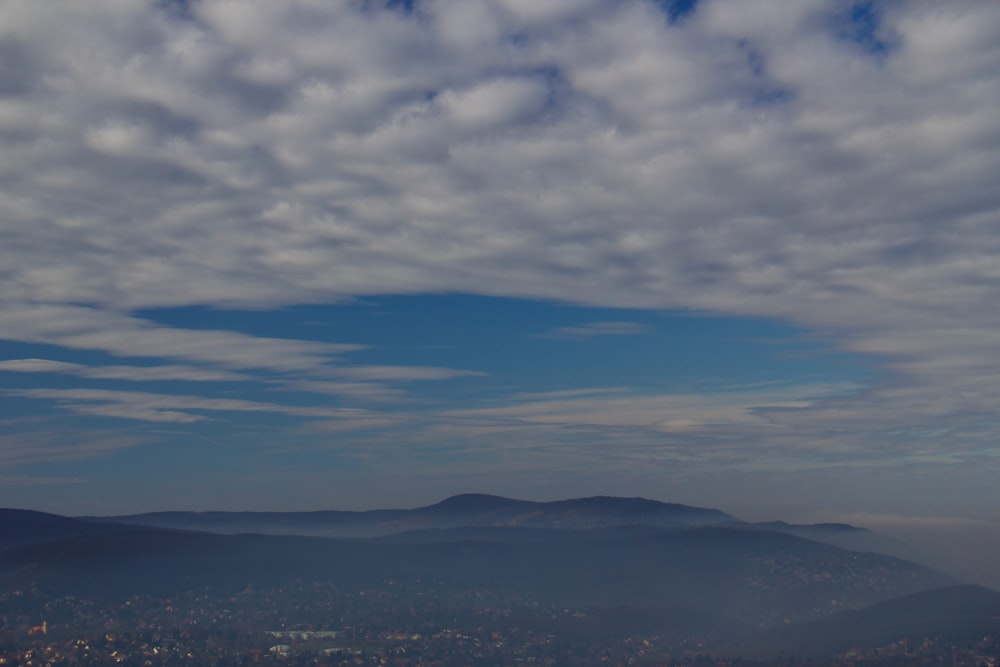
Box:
[0, 518, 949, 633]
[0, 509, 140, 551]
[743, 584, 1000, 657]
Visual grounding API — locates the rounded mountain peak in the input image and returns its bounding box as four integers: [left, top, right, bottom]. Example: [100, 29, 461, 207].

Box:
[430, 494, 526, 512]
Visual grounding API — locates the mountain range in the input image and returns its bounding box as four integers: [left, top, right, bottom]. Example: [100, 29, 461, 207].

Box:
[82, 493, 734, 537]
[2, 494, 996, 658]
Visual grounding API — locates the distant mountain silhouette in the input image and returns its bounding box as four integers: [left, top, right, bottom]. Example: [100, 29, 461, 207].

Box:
[4, 501, 983, 652]
[0, 510, 952, 633]
[425, 493, 535, 513]
[0, 508, 145, 551]
[81, 494, 921, 565]
[720, 519, 917, 561]
[82, 494, 736, 538]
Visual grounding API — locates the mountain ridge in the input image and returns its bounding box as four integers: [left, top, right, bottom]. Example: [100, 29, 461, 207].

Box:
[72, 493, 904, 560]
[0, 513, 951, 625]
[3, 500, 991, 657]
[76, 493, 737, 537]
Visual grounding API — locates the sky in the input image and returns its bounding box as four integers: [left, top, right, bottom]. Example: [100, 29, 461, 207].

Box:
[1, 0, 1000, 550]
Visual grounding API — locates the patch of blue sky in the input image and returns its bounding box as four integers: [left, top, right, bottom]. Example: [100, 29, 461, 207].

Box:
[831, 0, 894, 56]
[133, 294, 870, 402]
[655, 0, 700, 25]
[154, 0, 196, 22]
[384, 0, 417, 14]
[737, 43, 795, 108]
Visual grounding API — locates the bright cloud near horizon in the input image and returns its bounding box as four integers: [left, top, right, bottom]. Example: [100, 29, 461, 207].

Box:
[1, 0, 999, 523]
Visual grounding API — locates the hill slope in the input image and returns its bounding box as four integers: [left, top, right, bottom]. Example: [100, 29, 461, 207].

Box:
[0, 508, 152, 551]
[0, 516, 950, 633]
[745, 584, 1000, 657]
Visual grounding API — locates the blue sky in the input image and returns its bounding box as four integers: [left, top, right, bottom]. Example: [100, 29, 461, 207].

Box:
[0, 296, 868, 513]
[1, 0, 1000, 531]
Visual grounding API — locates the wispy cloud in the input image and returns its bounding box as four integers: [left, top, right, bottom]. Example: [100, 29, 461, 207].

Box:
[441, 382, 858, 441]
[274, 380, 409, 403]
[538, 322, 649, 339]
[0, 475, 88, 486]
[0, 431, 146, 467]
[0, 305, 362, 372]
[330, 365, 487, 381]
[4, 388, 373, 424]
[0, 357, 483, 390]
[0, 359, 251, 382]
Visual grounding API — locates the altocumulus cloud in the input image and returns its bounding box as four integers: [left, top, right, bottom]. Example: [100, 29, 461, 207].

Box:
[1, 0, 999, 475]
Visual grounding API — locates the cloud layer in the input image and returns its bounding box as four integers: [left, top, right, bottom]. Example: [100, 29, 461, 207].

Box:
[1, 0, 1000, 495]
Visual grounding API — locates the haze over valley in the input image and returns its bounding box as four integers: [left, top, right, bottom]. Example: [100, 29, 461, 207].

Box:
[4, 494, 999, 664]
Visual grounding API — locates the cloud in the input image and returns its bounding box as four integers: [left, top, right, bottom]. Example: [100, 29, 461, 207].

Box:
[0, 357, 483, 387]
[438, 381, 858, 446]
[0, 358, 251, 382]
[0, 305, 362, 371]
[539, 321, 649, 339]
[0, 0, 998, 475]
[440, 77, 550, 128]
[331, 365, 487, 381]
[4, 388, 372, 424]
[274, 379, 409, 403]
[0, 475, 87, 486]
[0, 430, 146, 467]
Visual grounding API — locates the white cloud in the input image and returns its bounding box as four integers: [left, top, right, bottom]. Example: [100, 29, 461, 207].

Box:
[440, 382, 856, 442]
[274, 379, 409, 403]
[0, 357, 482, 386]
[0, 0, 998, 474]
[332, 365, 486, 381]
[495, 0, 602, 26]
[539, 321, 648, 339]
[440, 77, 549, 128]
[0, 358, 251, 382]
[4, 387, 371, 424]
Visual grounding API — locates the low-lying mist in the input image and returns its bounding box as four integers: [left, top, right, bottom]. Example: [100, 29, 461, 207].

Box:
[854, 517, 1000, 590]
